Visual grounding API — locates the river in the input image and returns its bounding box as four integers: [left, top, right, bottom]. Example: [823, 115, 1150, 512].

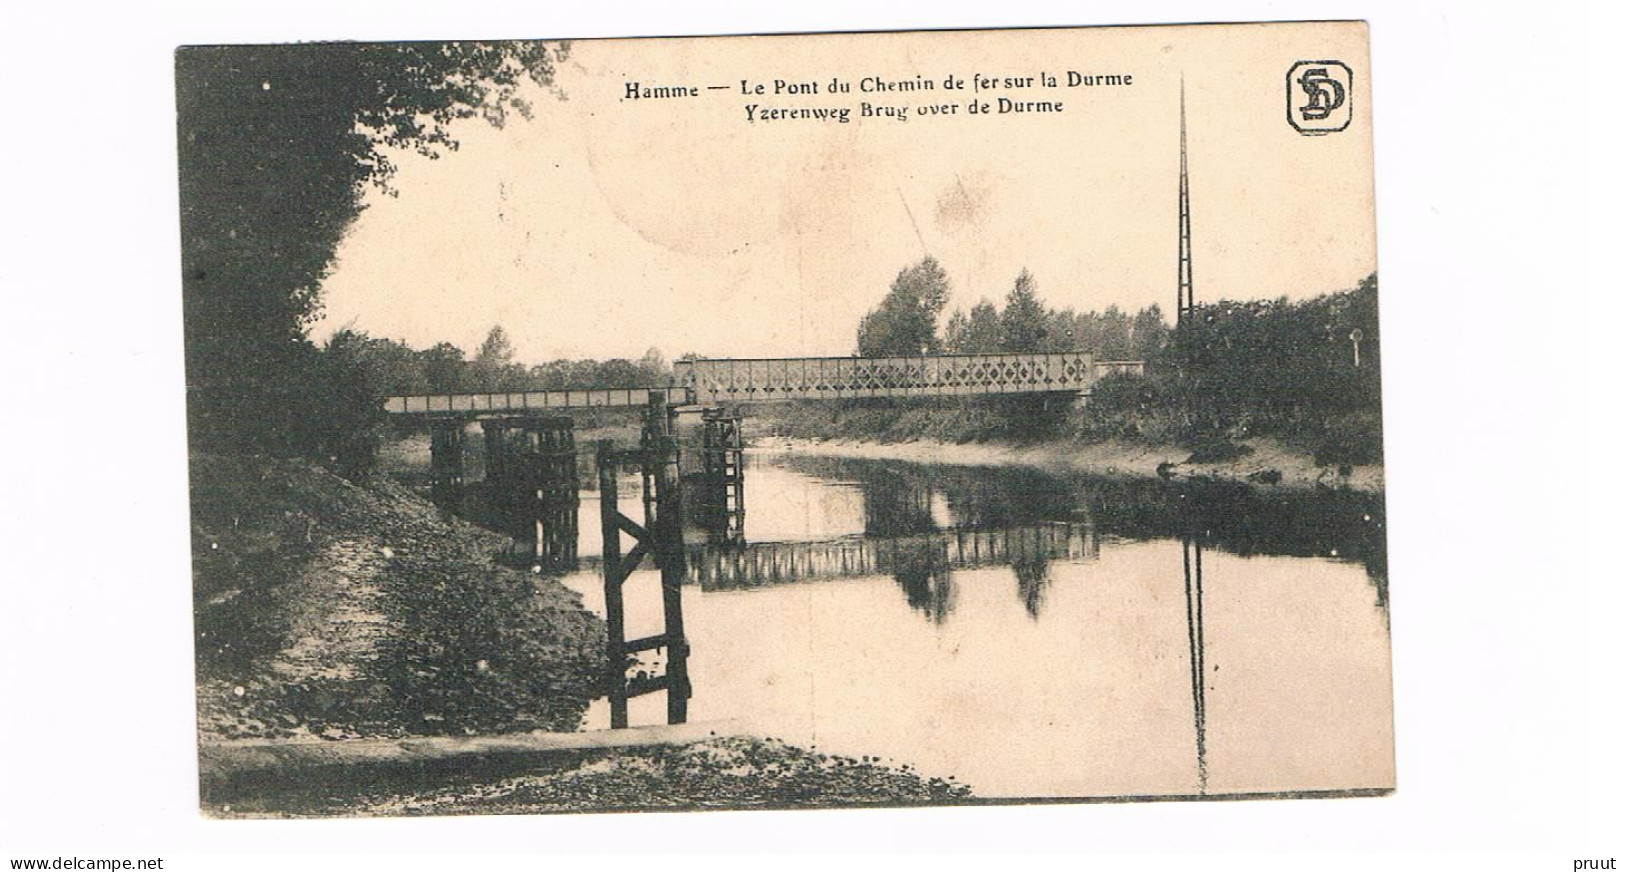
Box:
[554, 449, 1393, 799]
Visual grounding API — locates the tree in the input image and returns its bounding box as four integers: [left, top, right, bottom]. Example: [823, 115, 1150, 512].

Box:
[856, 256, 952, 356]
[419, 343, 468, 394]
[945, 300, 1004, 353]
[176, 41, 568, 453]
[1096, 305, 1132, 359]
[1000, 269, 1048, 352]
[476, 325, 515, 366]
[468, 325, 527, 391]
[528, 360, 573, 390]
[639, 347, 670, 385]
[1130, 304, 1171, 362]
[595, 359, 647, 388]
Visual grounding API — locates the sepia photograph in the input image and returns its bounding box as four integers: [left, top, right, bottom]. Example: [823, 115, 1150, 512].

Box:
[5, 0, 1621, 866]
[176, 22, 1392, 816]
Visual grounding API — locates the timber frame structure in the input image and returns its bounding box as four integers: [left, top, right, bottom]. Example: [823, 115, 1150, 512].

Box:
[595, 394, 691, 727]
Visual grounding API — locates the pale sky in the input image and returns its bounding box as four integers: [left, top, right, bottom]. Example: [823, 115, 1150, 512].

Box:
[313, 23, 1375, 363]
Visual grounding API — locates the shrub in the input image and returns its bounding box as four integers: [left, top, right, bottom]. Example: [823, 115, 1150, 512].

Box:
[1308, 411, 1385, 467]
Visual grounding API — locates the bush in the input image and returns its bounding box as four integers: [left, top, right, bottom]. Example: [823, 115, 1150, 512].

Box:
[1307, 411, 1385, 467]
[1068, 372, 1163, 441]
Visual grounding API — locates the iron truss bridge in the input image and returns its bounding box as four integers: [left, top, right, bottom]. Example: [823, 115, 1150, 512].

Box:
[383, 352, 1144, 415]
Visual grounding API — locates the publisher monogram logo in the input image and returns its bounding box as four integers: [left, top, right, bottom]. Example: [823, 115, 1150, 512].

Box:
[1287, 60, 1353, 135]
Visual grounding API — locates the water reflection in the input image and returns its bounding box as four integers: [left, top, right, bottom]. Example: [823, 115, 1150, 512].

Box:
[1013, 553, 1051, 619]
[858, 470, 939, 537]
[1182, 536, 1209, 794]
[774, 453, 1389, 611]
[890, 538, 955, 624]
[671, 523, 1095, 593]
[558, 450, 1391, 798]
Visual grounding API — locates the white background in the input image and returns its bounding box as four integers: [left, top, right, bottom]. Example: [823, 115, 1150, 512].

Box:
[1, 0, 1619, 866]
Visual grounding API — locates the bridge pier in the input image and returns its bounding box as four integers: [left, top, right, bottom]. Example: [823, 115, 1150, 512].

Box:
[481, 416, 579, 569]
[429, 420, 466, 504]
[694, 408, 746, 544]
[639, 392, 681, 525]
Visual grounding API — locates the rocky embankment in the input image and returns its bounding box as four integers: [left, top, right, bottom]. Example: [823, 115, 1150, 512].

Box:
[212, 736, 970, 816]
[190, 452, 608, 743]
[191, 451, 970, 813]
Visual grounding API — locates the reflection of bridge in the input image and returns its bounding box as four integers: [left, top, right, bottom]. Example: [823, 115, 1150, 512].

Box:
[581, 522, 1098, 590]
[383, 352, 1143, 415]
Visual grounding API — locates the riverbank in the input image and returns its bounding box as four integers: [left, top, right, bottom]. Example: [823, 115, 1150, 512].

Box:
[206, 734, 968, 816]
[191, 450, 968, 812]
[754, 435, 1384, 494]
[190, 452, 607, 743]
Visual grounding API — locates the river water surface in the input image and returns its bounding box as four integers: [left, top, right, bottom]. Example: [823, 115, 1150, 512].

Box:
[556, 449, 1393, 799]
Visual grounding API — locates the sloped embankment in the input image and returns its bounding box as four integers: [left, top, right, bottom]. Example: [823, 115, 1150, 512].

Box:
[190, 453, 607, 743]
[190, 452, 976, 813]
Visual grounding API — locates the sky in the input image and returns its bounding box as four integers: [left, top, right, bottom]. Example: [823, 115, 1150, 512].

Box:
[312, 23, 1376, 364]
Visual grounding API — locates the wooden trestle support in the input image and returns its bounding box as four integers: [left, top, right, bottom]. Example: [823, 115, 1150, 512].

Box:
[596, 393, 691, 728]
[479, 416, 580, 570]
[428, 421, 466, 504]
[693, 408, 746, 544]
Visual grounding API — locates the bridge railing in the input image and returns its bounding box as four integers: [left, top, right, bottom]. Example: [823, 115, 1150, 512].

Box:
[1094, 360, 1147, 377]
[673, 352, 1099, 405]
[384, 387, 674, 415]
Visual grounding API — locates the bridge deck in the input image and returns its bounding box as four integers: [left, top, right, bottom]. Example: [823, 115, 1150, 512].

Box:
[385, 387, 663, 416]
[384, 353, 1144, 415]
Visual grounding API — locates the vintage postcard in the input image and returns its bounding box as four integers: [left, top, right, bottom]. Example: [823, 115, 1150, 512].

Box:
[177, 20, 1390, 816]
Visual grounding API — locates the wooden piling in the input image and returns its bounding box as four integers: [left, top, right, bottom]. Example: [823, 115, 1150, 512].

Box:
[597, 414, 691, 728]
[648, 432, 690, 725]
[429, 420, 465, 503]
[696, 407, 746, 543]
[597, 440, 630, 729]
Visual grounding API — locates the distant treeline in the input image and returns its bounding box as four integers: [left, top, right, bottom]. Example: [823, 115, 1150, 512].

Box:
[295, 326, 677, 475]
[325, 325, 677, 397]
[770, 263, 1382, 467]
[856, 257, 1171, 360]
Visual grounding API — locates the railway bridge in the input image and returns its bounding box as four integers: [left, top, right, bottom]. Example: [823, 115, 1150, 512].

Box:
[384, 351, 1139, 553]
[383, 352, 1142, 416]
[380, 351, 1141, 729]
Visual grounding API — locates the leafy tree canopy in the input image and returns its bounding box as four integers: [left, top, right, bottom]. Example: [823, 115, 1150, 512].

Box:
[1000, 269, 1048, 352]
[176, 41, 567, 451]
[944, 300, 1004, 354]
[855, 256, 951, 356]
[476, 325, 516, 366]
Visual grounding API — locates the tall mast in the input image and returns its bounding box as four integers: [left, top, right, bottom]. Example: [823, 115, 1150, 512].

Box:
[1177, 79, 1195, 325]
